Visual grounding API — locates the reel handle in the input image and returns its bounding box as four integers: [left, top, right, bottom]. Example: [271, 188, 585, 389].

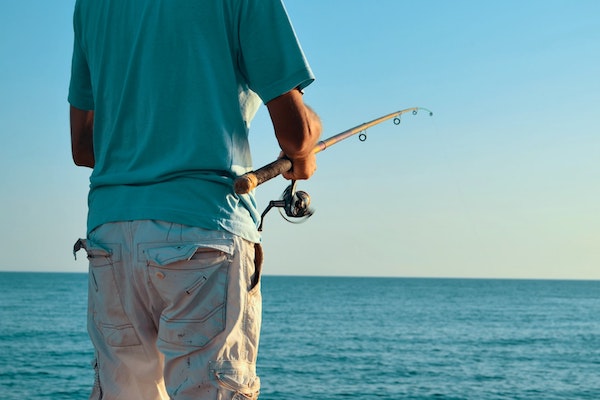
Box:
[234, 157, 292, 194]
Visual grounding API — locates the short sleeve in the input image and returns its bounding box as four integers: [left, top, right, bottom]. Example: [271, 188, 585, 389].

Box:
[237, 0, 315, 103]
[68, 10, 95, 110]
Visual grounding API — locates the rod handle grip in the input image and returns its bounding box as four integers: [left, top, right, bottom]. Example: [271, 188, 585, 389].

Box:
[234, 157, 293, 194]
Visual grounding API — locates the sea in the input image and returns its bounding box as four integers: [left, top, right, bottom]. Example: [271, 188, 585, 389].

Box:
[1, 273, 599, 400]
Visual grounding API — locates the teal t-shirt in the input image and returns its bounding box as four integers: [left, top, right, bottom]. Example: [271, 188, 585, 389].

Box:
[68, 0, 314, 242]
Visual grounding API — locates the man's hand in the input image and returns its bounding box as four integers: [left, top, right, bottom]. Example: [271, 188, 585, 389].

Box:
[267, 89, 322, 181]
[278, 151, 317, 181]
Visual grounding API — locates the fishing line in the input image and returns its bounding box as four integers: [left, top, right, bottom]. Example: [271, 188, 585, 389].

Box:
[417, 112, 482, 243]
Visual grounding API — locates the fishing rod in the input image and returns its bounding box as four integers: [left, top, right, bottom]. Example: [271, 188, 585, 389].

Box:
[234, 106, 433, 230]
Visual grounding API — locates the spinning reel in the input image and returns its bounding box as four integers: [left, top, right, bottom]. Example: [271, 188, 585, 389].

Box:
[258, 180, 314, 231]
[234, 107, 433, 231]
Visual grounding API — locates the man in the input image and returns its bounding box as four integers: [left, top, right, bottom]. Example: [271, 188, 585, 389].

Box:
[69, 1, 321, 399]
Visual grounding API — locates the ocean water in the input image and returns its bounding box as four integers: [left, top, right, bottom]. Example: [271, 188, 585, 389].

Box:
[1, 273, 599, 399]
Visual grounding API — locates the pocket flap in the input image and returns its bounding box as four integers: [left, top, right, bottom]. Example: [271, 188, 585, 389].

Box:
[210, 360, 260, 398]
[146, 241, 233, 266]
[147, 244, 199, 266]
[73, 238, 114, 259]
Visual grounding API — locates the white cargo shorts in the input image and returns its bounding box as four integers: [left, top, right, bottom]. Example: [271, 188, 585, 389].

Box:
[74, 220, 262, 400]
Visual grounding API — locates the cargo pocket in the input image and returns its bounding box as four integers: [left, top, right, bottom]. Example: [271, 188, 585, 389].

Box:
[210, 360, 260, 400]
[146, 241, 233, 348]
[82, 239, 141, 347]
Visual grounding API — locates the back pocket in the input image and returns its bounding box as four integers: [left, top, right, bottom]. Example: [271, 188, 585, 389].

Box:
[85, 241, 141, 347]
[146, 243, 233, 348]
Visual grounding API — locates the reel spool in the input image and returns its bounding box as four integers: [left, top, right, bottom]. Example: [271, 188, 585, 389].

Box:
[258, 180, 314, 231]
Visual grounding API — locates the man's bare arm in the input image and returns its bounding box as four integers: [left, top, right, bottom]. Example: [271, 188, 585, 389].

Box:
[70, 105, 95, 168]
[266, 88, 322, 180]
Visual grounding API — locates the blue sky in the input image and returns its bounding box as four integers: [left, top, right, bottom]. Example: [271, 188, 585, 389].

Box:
[1, 0, 598, 278]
